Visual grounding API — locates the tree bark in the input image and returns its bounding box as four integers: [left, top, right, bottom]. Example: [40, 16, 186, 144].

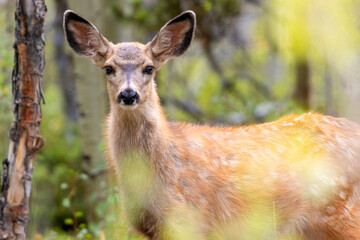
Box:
[324, 66, 336, 116]
[69, 0, 108, 224]
[0, 0, 46, 239]
[293, 59, 311, 109]
[54, 0, 78, 126]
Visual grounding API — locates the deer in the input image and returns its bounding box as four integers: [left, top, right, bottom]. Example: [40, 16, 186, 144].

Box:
[64, 10, 360, 240]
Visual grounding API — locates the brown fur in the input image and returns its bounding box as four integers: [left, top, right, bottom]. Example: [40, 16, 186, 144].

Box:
[64, 10, 360, 239]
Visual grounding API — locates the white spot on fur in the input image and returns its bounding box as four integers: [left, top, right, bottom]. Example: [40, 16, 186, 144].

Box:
[220, 156, 227, 165]
[326, 205, 336, 214]
[174, 156, 183, 169]
[332, 120, 341, 127]
[322, 117, 332, 124]
[346, 196, 355, 209]
[339, 191, 347, 200]
[270, 125, 279, 131]
[339, 176, 348, 186]
[198, 168, 209, 179]
[212, 160, 219, 168]
[277, 146, 285, 153]
[228, 159, 238, 166]
[294, 115, 304, 121]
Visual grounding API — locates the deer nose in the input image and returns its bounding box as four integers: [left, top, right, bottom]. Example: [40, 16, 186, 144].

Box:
[118, 89, 138, 105]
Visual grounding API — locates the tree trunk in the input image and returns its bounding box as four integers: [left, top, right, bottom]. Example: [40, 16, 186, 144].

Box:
[54, 0, 78, 135]
[69, 0, 108, 223]
[293, 59, 311, 109]
[0, 0, 46, 239]
[324, 66, 336, 116]
[338, 58, 360, 123]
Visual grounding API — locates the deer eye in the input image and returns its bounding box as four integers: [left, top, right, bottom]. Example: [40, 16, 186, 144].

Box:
[143, 66, 155, 75]
[104, 66, 114, 75]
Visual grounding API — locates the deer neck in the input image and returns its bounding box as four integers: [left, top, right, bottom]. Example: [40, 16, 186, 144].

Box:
[108, 91, 170, 157]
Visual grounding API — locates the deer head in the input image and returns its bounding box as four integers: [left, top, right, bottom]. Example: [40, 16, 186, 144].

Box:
[64, 10, 196, 111]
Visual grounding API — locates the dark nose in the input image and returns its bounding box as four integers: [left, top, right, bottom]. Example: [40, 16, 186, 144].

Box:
[118, 89, 138, 105]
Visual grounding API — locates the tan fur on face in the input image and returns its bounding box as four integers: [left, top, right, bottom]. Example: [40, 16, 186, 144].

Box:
[101, 42, 156, 109]
[116, 43, 144, 61]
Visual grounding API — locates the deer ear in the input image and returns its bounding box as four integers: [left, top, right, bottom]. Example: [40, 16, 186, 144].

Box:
[147, 11, 196, 65]
[63, 10, 110, 61]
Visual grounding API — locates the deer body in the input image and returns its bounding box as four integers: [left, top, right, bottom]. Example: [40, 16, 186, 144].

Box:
[64, 10, 360, 239]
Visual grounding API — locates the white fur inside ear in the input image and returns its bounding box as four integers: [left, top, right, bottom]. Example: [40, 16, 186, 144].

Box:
[67, 20, 108, 58]
[152, 30, 172, 56]
[147, 12, 195, 62]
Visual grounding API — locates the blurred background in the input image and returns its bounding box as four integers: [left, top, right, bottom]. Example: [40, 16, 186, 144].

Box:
[1, 0, 360, 239]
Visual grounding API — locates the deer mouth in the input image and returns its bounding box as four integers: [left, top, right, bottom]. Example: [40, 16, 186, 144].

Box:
[119, 103, 139, 110]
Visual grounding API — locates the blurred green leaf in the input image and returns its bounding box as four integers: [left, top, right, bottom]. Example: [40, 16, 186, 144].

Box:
[62, 198, 71, 208]
[75, 211, 84, 218]
[79, 173, 88, 180]
[60, 183, 68, 190]
[64, 218, 73, 225]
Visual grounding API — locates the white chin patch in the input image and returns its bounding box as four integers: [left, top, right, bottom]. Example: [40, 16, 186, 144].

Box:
[119, 103, 138, 110]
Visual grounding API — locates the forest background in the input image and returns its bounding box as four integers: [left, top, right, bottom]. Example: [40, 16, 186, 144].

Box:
[1, 0, 360, 239]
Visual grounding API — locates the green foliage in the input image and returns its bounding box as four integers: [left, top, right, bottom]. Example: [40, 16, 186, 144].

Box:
[110, 0, 181, 31]
[0, 9, 13, 158]
[109, 0, 242, 42]
[266, 0, 360, 113]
